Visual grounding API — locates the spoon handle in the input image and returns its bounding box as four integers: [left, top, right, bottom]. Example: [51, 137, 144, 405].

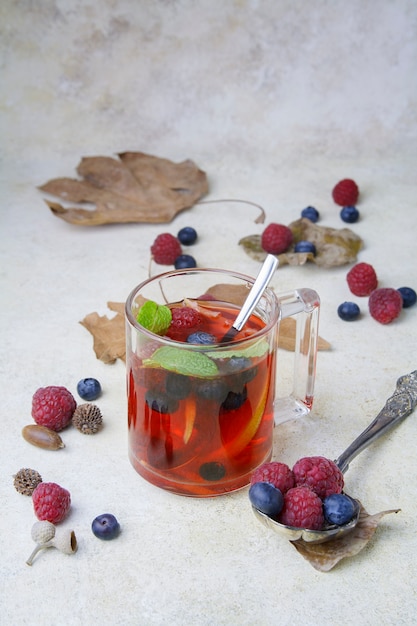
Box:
[225, 254, 279, 338]
[232, 254, 278, 331]
[335, 370, 417, 473]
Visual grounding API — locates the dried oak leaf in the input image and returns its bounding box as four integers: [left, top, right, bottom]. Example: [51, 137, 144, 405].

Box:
[239, 218, 363, 268]
[39, 152, 209, 226]
[80, 302, 127, 364]
[292, 503, 400, 572]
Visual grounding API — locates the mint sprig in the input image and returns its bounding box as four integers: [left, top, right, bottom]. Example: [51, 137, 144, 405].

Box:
[144, 346, 218, 378]
[136, 300, 172, 335]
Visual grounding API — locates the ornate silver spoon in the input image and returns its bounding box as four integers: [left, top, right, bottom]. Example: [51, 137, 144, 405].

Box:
[252, 370, 417, 544]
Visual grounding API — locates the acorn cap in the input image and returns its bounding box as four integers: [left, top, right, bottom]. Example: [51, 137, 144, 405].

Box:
[31, 521, 56, 544]
[14, 468, 43, 496]
[72, 403, 103, 434]
[51, 527, 78, 555]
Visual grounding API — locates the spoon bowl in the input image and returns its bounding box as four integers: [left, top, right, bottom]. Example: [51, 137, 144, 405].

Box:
[252, 505, 360, 544]
[251, 370, 417, 544]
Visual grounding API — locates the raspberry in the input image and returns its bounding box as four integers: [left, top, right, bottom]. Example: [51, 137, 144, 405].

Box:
[332, 179, 359, 206]
[166, 306, 201, 340]
[346, 262, 378, 296]
[32, 386, 76, 432]
[250, 462, 295, 494]
[368, 288, 403, 324]
[292, 456, 344, 498]
[151, 233, 182, 265]
[32, 482, 71, 524]
[279, 486, 324, 530]
[170, 307, 200, 329]
[261, 223, 293, 255]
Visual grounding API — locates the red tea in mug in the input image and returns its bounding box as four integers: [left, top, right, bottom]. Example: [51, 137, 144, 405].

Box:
[127, 300, 276, 496]
[126, 268, 319, 497]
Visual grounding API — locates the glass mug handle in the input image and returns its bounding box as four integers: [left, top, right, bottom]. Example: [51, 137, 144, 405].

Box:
[274, 288, 320, 425]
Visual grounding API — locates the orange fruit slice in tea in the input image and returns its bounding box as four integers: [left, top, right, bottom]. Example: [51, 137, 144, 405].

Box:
[219, 381, 269, 458]
[183, 396, 197, 444]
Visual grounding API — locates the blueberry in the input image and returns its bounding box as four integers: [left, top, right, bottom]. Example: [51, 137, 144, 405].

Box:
[187, 331, 216, 345]
[77, 378, 102, 401]
[337, 301, 360, 321]
[340, 205, 360, 223]
[398, 286, 417, 308]
[221, 386, 247, 411]
[92, 513, 120, 540]
[145, 391, 179, 414]
[177, 226, 197, 245]
[165, 373, 191, 399]
[301, 206, 319, 222]
[294, 240, 316, 255]
[196, 379, 228, 402]
[225, 355, 252, 373]
[249, 482, 284, 519]
[224, 356, 257, 385]
[323, 494, 359, 526]
[174, 254, 197, 269]
[199, 461, 226, 481]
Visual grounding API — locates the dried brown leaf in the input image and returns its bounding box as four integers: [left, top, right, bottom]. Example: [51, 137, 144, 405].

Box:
[80, 300, 147, 363]
[206, 284, 331, 351]
[205, 284, 249, 306]
[292, 504, 400, 572]
[40, 152, 208, 226]
[278, 318, 331, 351]
[239, 218, 363, 268]
[80, 304, 126, 364]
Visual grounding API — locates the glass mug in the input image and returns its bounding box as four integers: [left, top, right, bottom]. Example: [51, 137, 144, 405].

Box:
[126, 268, 320, 497]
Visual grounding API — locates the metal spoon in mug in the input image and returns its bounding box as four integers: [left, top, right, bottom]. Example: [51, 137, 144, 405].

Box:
[252, 370, 417, 544]
[220, 254, 279, 343]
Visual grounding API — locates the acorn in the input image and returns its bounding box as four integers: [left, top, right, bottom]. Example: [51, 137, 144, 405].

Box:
[22, 425, 64, 451]
[72, 403, 103, 434]
[13, 468, 43, 496]
[26, 521, 78, 566]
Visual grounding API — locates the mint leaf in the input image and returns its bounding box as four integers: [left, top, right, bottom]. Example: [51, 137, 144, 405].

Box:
[144, 346, 218, 377]
[206, 339, 269, 360]
[137, 300, 172, 335]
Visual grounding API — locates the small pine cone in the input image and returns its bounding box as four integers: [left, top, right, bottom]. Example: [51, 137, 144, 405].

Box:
[14, 468, 43, 496]
[72, 403, 103, 434]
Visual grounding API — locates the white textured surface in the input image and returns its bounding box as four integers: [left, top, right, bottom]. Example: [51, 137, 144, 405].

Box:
[1, 2, 417, 625]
